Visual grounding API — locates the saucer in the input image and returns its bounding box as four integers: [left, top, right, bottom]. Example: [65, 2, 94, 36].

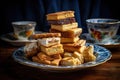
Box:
[80, 33, 120, 48]
[0, 31, 43, 46]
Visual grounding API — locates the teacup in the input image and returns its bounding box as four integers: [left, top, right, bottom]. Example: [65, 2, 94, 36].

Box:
[12, 21, 36, 40]
[86, 18, 120, 43]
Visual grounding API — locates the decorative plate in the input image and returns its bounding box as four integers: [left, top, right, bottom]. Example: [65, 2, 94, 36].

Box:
[12, 43, 112, 72]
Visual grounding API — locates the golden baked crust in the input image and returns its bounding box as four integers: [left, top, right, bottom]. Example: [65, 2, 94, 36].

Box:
[37, 52, 52, 65]
[83, 45, 96, 62]
[32, 33, 61, 39]
[40, 44, 64, 55]
[63, 51, 84, 64]
[50, 28, 82, 38]
[61, 37, 79, 43]
[60, 57, 80, 66]
[37, 37, 60, 47]
[62, 39, 86, 53]
[72, 51, 84, 64]
[46, 11, 75, 20]
[24, 42, 39, 57]
[32, 56, 42, 63]
[62, 39, 86, 47]
[51, 22, 78, 31]
[63, 45, 86, 53]
[32, 52, 62, 66]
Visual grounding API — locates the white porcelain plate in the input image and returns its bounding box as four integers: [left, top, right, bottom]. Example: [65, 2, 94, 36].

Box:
[12, 43, 112, 72]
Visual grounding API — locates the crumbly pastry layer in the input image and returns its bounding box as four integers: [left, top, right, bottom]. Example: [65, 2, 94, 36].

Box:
[32, 52, 62, 66]
[50, 28, 82, 38]
[32, 33, 61, 39]
[46, 11, 74, 20]
[61, 36, 79, 43]
[61, 51, 84, 65]
[60, 57, 80, 66]
[62, 39, 86, 47]
[63, 45, 86, 53]
[62, 39, 86, 53]
[40, 44, 64, 55]
[83, 45, 96, 62]
[51, 22, 78, 31]
[38, 37, 60, 47]
[24, 42, 39, 57]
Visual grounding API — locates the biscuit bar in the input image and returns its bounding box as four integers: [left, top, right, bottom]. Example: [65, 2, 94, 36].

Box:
[50, 28, 82, 38]
[51, 22, 78, 31]
[83, 45, 96, 62]
[62, 39, 86, 47]
[40, 44, 64, 55]
[63, 51, 84, 64]
[35, 52, 62, 66]
[63, 39, 86, 53]
[72, 51, 84, 64]
[38, 37, 60, 47]
[46, 11, 74, 20]
[32, 33, 61, 39]
[32, 56, 42, 63]
[60, 57, 80, 66]
[24, 42, 39, 57]
[48, 17, 76, 25]
[61, 37, 79, 43]
[63, 45, 86, 53]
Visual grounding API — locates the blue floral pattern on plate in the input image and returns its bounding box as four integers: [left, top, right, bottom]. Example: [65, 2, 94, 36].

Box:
[12, 43, 112, 72]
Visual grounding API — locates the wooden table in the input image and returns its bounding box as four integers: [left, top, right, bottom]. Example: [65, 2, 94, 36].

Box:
[0, 40, 120, 80]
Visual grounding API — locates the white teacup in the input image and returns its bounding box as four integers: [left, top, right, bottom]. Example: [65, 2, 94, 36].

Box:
[12, 21, 36, 40]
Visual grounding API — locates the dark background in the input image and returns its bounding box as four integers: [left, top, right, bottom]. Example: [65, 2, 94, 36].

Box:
[0, 0, 120, 35]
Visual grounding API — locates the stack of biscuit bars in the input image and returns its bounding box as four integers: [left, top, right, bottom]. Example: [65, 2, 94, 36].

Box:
[47, 11, 86, 53]
[30, 33, 64, 66]
[24, 10, 96, 66]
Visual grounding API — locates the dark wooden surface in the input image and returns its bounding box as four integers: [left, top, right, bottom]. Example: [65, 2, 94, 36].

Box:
[0, 40, 120, 80]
